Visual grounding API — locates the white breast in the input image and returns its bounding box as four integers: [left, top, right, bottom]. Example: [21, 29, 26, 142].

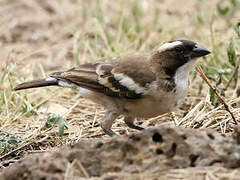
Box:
[174, 59, 196, 105]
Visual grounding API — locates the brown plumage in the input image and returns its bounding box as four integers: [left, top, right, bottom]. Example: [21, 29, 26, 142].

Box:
[14, 40, 210, 136]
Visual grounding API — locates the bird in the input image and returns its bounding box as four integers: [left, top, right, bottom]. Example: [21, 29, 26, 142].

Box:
[14, 40, 210, 136]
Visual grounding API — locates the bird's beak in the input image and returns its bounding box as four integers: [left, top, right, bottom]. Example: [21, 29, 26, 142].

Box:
[191, 44, 211, 59]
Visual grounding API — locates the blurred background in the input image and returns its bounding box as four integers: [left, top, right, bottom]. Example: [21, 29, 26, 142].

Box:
[0, 0, 239, 163]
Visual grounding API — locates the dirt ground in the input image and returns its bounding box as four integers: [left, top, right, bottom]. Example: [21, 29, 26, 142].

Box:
[2, 125, 240, 180]
[0, 0, 240, 179]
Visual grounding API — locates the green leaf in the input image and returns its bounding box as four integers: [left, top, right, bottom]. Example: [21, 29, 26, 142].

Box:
[0, 133, 7, 139]
[237, 88, 240, 97]
[6, 143, 11, 150]
[217, 4, 229, 15]
[209, 88, 215, 104]
[227, 41, 236, 67]
[196, 14, 204, 24]
[230, 0, 238, 7]
[216, 74, 222, 86]
[204, 71, 216, 81]
[7, 136, 19, 144]
[45, 114, 60, 127]
[7, 136, 23, 145]
[132, 0, 142, 33]
[58, 117, 69, 136]
[233, 24, 240, 37]
[45, 114, 69, 136]
[0, 143, 4, 154]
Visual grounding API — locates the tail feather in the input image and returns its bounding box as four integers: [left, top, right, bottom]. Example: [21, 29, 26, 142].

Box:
[14, 78, 58, 91]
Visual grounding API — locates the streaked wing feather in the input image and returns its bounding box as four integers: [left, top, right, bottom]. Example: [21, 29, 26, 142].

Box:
[50, 58, 154, 99]
[96, 63, 142, 99]
[112, 55, 156, 87]
[50, 63, 102, 90]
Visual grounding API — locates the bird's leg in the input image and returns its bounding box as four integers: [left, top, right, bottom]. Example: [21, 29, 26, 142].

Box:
[124, 116, 144, 130]
[101, 111, 119, 136]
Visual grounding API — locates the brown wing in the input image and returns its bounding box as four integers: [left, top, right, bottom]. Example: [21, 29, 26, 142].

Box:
[50, 63, 102, 90]
[112, 55, 156, 87]
[50, 56, 156, 99]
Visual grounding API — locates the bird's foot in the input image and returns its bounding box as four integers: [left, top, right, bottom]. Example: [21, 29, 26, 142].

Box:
[124, 121, 144, 131]
[101, 127, 117, 136]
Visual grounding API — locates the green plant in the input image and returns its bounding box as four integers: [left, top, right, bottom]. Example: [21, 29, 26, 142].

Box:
[45, 114, 69, 136]
[203, 25, 240, 104]
[0, 133, 23, 155]
[217, 0, 239, 16]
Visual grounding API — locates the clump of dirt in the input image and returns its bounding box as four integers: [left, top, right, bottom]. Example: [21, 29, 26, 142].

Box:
[1, 125, 240, 180]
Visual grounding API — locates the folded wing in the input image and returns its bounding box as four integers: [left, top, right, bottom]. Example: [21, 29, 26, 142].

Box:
[50, 57, 156, 99]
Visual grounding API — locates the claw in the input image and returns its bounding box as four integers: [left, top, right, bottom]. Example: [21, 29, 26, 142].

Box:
[100, 111, 119, 136]
[124, 116, 144, 131]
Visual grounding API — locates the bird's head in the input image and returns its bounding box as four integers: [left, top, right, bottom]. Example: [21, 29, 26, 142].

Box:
[151, 40, 211, 77]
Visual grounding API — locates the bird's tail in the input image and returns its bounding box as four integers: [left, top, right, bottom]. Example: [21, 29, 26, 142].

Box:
[14, 78, 58, 91]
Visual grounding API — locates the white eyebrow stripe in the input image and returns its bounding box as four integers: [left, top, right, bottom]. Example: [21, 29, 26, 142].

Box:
[158, 41, 182, 53]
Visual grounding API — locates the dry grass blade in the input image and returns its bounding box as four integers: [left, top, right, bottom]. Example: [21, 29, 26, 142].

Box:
[196, 66, 238, 125]
[0, 142, 33, 161]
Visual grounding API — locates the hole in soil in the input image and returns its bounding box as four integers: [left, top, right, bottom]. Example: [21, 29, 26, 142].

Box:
[181, 134, 187, 140]
[126, 158, 134, 164]
[95, 141, 104, 148]
[68, 158, 73, 163]
[152, 132, 163, 143]
[221, 134, 226, 137]
[189, 154, 199, 167]
[129, 134, 141, 141]
[207, 133, 215, 140]
[171, 142, 177, 153]
[166, 142, 177, 158]
[155, 148, 164, 155]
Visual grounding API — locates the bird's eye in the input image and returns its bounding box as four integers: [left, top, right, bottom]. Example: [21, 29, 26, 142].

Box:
[175, 46, 183, 53]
